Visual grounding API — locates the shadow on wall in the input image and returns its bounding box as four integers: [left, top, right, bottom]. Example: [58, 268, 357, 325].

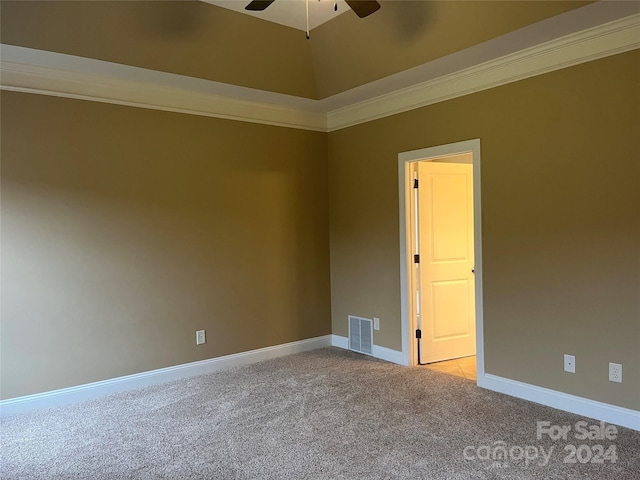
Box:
[0, 93, 330, 398]
[383, 0, 435, 41]
[135, 1, 209, 37]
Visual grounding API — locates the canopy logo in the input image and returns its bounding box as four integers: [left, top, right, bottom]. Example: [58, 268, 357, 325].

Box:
[463, 419, 619, 469]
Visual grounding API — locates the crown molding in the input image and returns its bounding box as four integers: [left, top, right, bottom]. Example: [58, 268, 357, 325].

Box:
[326, 13, 640, 131]
[1, 10, 638, 133]
[0, 47, 327, 132]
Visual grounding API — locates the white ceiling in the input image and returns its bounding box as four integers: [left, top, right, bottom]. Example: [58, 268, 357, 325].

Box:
[205, 0, 351, 32]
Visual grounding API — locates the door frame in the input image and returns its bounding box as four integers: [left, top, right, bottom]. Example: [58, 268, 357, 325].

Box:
[397, 139, 484, 380]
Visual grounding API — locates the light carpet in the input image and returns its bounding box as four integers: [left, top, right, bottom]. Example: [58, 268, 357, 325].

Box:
[1, 347, 638, 479]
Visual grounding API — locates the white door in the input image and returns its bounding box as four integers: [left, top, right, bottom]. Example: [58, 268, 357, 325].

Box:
[415, 161, 475, 363]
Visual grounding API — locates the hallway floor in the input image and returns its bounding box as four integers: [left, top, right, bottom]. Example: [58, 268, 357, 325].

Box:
[423, 355, 476, 381]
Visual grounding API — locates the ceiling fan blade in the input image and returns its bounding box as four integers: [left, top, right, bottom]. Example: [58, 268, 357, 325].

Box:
[345, 1, 380, 18]
[245, 0, 276, 12]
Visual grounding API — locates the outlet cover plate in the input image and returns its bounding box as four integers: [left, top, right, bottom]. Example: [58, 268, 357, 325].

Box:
[609, 363, 622, 383]
[196, 330, 206, 345]
[564, 354, 575, 373]
[373, 317, 380, 331]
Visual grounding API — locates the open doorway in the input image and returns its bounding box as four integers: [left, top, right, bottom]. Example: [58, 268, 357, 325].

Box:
[398, 139, 484, 383]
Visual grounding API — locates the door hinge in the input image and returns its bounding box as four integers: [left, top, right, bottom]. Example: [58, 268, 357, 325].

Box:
[413, 178, 419, 189]
[413, 254, 420, 264]
[416, 329, 422, 339]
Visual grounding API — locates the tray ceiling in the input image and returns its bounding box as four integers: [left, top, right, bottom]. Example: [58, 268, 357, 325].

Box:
[0, 0, 619, 100]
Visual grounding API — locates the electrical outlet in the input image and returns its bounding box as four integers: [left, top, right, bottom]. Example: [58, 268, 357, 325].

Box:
[609, 363, 622, 383]
[564, 354, 575, 373]
[373, 317, 380, 331]
[196, 330, 206, 345]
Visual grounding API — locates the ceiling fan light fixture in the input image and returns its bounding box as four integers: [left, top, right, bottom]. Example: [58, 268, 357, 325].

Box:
[245, 0, 380, 39]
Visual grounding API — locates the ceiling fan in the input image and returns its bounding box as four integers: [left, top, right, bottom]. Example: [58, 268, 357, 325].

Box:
[245, 0, 381, 37]
[246, 1, 380, 18]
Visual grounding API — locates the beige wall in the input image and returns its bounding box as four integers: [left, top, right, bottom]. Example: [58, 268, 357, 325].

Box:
[1, 6, 638, 412]
[1, 92, 331, 399]
[328, 50, 640, 410]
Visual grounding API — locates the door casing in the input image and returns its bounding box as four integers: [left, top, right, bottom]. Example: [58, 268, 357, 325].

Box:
[398, 139, 484, 380]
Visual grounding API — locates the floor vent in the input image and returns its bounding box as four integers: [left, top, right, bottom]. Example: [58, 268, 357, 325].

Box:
[348, 315, 373, 355]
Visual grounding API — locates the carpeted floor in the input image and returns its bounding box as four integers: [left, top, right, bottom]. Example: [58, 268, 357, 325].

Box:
[1, 347, 638, 479]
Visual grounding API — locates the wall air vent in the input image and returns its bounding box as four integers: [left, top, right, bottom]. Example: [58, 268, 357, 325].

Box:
[348, 315, 373, 355]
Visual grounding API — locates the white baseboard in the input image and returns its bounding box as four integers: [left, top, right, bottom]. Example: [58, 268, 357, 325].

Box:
[334, 334, 638, 430]
[0, 335, 333, 417]
[331, 334, 406, 365]
[479, 373, 640, 431]
[331, 334, 349, 350]
[5, 334, 636, 431]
